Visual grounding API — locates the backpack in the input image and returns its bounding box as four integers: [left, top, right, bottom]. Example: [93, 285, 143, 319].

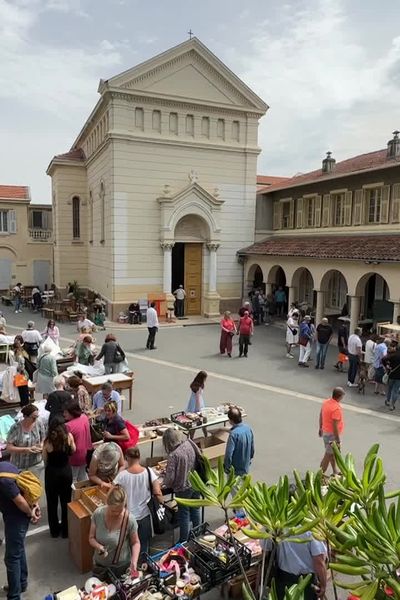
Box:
[118, 420, 140, 453]
[0, 470, 43, 505]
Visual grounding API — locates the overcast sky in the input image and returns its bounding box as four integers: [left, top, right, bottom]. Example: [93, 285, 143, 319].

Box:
[1, 0, 400, 203]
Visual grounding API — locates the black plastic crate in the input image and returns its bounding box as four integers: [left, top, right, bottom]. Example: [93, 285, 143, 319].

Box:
[188, 522, 251, 572]
[186, 539, 232, 587]
[106, 568, 155, 600]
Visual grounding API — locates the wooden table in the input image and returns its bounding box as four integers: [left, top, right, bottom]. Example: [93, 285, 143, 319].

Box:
[82, 372, 135, 410]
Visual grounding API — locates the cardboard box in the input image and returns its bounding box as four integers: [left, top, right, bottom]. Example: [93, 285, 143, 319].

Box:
[195, 430, 229, 465]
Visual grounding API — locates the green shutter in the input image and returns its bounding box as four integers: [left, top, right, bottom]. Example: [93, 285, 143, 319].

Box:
[353, 189, 364, 225]
[314, 195, 322, 227]
[391, 183, 400, 223]
[273, 202, 281, 230]
[380, 185, 390, 223]
[322, 194, 331, 227]
[296, 198, 303, 228]
[344, 191, 352, 226]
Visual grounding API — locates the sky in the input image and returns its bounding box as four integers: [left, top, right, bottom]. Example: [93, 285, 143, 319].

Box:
[1, 0, 400, 203]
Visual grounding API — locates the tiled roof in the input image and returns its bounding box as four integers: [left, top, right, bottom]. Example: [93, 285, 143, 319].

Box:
[54, 148, 85, 161]
[239, 235, 400, 262]
[0, 185, 30, 200]
[257, 175, 290, 186]
[259, 149, 400, 193]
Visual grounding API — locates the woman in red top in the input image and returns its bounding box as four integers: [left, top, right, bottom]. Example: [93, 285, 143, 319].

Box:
[64, 399, 92, 482]
[220, 311, 237, 357]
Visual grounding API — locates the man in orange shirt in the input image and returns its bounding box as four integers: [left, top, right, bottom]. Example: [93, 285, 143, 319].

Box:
[319, 387, 345, 475]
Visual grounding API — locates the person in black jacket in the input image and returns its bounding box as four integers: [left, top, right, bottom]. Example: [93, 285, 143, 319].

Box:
[382, 345, 400, 410]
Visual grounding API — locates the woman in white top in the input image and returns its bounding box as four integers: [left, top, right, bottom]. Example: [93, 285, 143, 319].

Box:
[114, 446, 163, 558]
[286, 311, 299, 358]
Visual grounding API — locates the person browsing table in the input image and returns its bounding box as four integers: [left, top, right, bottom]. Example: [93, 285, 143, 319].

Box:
[93, 381, 122, 415]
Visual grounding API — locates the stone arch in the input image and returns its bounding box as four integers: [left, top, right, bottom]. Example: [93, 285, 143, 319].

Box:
[174, 214, 210, 242]
[320, 269, 349, 312]
[168, 200, 218, 241]
[355, 272, 391, 320]
[267, 265, 286, 287]
[246, 263, 264, 292]
[291, 267, 314, 306]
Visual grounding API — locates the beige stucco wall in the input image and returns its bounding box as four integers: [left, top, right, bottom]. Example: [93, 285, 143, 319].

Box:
[0, 201, 53, 288]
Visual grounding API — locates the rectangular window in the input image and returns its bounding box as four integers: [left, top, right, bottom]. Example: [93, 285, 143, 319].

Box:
[32, 210, 43, 229]
[305, 197, 316, 227]
[368, 188, 382, 223]
[169, 112, 178, 135]
[201, 116, 210, 138]
[282, 202, 291, 229]
[135, 107, 144, 130]
[332, 193, 345, 226]
[186, 114, 194, 136]
[232, 120, 240, 141]
[72, 196, 80, 239]
[0, 210, 8, 233]
[217, 118, 225, 140]
[152, 110, 161, 132]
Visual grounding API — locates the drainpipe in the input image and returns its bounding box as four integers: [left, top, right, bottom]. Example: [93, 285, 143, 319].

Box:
[238, 254, 246, 304]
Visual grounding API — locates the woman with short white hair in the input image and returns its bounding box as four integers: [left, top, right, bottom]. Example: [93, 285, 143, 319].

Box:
[35, 339, 57, 398]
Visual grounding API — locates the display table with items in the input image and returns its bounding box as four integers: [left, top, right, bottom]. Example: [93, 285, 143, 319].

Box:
[56, 519, 262, 599]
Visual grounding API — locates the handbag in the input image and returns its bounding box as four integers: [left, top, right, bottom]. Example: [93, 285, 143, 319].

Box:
[383, 361, 400, 385]
[146, 467, 168, 534]
[90, 421, 105, 443]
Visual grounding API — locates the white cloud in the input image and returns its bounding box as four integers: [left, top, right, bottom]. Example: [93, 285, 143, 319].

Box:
[45, 0, 89, 17]
[236, 0, 400, 175]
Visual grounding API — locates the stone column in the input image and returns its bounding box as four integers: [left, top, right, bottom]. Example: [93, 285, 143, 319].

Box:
[160, 242, 174, 294]
[288, 286, 296, 309]
[349, 296, 361, 334]
[315, 290, 325, 325]
[391, 300, 400, 324]
[204, 243, 221, 317]
[265, 282, 272, 296]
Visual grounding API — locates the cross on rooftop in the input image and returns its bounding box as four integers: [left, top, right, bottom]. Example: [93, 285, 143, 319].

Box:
[188, 29, 193, 39]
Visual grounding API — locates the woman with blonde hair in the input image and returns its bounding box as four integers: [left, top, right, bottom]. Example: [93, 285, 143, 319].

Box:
[89, 484, 140, 579]
[219, 311, 236, 357]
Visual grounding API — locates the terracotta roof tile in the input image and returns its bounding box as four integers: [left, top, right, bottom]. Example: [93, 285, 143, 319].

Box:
[239, 235, 400, 262]
[0, 185, 30, 200]
[257, 175, 290, 186]
[260, 149, 400, 193]
[54, 148, 85, 161]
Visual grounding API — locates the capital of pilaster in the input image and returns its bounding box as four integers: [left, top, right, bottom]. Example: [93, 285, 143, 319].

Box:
[161, 241, 175, 251]
[207, 243, 220, 252]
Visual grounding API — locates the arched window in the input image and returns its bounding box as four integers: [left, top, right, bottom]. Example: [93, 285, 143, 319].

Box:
[100, 182, 105, 243]
[72, 196, 80, 239]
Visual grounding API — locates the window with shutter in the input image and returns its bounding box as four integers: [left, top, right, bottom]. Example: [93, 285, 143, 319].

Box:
[296, 198, 304, 228]
[391, 183, 400, 223]
[273, 202, 282, 230]
[344, 191, 352, 225]
[281, 200, 292, 229]
[0, 210, 9, 233]
[353, 189, 364, 225]
[366, 188, 383, 224]
[322, 194, 331, 227]
[288, 198, 294, 228]
[314, 195, 322, 227]
[379, 185, 390, 223]
[8, 210, 16, 234]
[72, 196, 80, 239]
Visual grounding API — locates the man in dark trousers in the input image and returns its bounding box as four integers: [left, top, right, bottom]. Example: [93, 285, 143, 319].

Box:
[315, 317, 333, 370]
[224, 407, 254, 476]
[238, 310, 254, 358]
[0, 462, 41, 599]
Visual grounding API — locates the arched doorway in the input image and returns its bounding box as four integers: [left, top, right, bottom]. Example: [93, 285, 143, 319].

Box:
[267, 265, 287, 315]
[291, 268, 314, 308]
[267, 265, 286, 288]
[172, 214, 209, 315]
[356, 273, 392, 321]
[246, 264, 264, 295]
[320, 270, 349, 315]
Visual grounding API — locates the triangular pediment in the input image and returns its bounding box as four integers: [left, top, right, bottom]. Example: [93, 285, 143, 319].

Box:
[101, 38, 267, 112]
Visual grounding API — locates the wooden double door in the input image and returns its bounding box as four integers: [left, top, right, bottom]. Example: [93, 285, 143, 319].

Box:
[184, 243, 202, 315]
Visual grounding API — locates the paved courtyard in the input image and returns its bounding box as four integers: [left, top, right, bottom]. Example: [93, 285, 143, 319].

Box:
[1, 307, 400, 598]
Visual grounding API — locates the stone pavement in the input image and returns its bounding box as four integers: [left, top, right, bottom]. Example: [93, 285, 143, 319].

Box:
[0, 305, 399, 598]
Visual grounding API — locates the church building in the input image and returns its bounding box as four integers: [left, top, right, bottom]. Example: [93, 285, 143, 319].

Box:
[47, 38, 268, 318]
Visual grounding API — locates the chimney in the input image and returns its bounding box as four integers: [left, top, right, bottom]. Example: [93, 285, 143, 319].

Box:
[322, 151, 336, 174]
[387, 130, 400, 159]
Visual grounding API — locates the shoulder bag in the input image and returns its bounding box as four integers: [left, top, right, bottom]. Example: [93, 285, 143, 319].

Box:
[113, 344, 125, 364]
[383, 361, 400, 385]
[112, 509, 129, 565]
[146, 467, 168, 534]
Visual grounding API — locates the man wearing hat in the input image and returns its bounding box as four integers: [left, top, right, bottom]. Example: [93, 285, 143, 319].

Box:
[315, 317, 333, 370]
[298, 316, 313, 367]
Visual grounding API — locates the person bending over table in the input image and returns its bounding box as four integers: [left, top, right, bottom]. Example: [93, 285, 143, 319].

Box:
[89, 485, 140, 580]
[89, 442, 125, 491]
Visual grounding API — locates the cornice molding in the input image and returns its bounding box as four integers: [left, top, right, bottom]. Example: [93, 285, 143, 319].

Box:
[107, 90, 264, 118]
